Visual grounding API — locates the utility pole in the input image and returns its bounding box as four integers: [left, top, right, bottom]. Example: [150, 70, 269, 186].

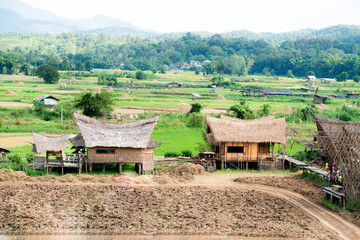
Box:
[61, 105, 63, 124]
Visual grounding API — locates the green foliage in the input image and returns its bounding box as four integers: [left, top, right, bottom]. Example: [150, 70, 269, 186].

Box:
[353, 75, 360, 83]
[74, 91, 114, 118]
[301, 171, 327, 185]
[98, 72, 118, 86]
[36, 64, 60, 84]
[195, 141, 212, 153]
[189, 102, 204, 114]
[228, 100, 256, 119]
[258, 104, 271, 117]
[335, 72, 349, 82]
[286, 70, 295, 78]
[151, 68, 157, 73]
[135, 70, 145, 80]
[180, 150, 192, 157]
[7, 153, 27, 171]
[186, 113, 204, 127]
[25, 152, 35, 163]
[210, 75, 224, 84]
[164, 152, 179, 158]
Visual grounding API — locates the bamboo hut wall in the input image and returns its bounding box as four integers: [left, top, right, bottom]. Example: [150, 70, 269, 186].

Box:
[220, 142, 271, 161]
[88, 147, 155, 166]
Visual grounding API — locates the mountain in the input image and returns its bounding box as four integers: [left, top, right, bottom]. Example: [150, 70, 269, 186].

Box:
[74, 26, 157, 37]
[0, 0, 153, 34]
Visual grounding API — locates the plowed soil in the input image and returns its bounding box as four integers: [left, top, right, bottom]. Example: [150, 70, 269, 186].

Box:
[0, 170, 359, 239]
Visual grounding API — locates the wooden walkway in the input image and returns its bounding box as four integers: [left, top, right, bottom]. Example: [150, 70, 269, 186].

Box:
[283, 156, 328, 177]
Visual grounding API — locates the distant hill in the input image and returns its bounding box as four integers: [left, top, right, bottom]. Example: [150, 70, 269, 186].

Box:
[0, 0, 153, 35]
[74, 26, 156, 37]
[0, 0, 360, 44]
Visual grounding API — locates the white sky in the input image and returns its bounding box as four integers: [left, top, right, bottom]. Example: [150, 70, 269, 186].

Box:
[20, 0, 360, 33]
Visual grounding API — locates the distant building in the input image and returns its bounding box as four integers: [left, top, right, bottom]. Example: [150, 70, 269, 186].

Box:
[313, 95, 329, 104]
[306, 76, 316, 82]
[165, 82, 183, 88]
[203, 60, 211, 65]
[33, 95, 59, 106]
[0, 148, 10, 162]
[320, 78, 336, 84]
[190, 60, 203, 68]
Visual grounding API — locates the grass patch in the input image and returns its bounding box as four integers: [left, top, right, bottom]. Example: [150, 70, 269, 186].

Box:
[301, 171, 327, 185]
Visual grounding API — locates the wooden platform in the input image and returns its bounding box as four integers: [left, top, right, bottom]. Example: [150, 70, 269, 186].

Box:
[323, 186, 345, 207]
[303, 166, 328, 177]
[283, 156, 309, 167]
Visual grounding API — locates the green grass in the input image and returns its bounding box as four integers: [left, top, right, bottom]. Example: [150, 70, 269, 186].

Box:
[152, 126, 206, 156]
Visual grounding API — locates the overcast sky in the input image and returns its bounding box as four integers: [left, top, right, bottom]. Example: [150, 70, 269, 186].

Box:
[20, 0, 360, 33]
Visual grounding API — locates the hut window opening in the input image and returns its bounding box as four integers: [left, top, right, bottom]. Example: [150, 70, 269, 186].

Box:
[96, 149, 115, 154]
[227, 146, 244, 153]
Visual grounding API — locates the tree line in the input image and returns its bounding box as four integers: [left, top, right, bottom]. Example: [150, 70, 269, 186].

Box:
[0, 32, 360, 79]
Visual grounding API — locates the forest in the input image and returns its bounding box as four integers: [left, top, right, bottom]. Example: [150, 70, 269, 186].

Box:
[0, 31, 360, 79]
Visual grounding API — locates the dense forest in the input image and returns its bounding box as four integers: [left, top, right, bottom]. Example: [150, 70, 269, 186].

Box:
[0, 31, 360, 79]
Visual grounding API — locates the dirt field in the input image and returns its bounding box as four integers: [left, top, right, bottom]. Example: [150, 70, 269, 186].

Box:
[0, 102, 32, 107]
[0, 168, 359, 239]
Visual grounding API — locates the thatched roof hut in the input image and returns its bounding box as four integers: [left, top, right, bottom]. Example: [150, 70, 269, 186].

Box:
[219, 114, 274, 122]
[73, 113, 161, 174]
[205, 116, 286, 145]
[314, 113, 360, 199]
[31, 132, 70, 154]
[74, 113, 160, 149]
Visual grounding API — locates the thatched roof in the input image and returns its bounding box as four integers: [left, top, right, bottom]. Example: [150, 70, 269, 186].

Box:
[31, 132, 70, 154]
[0, 148, 10, 154]
[205, 116, 286, 145]
[69, 133, 85, 148]
[219, 114, 274, 122]
[299, 140, 319, 149]
[74, 113, 161, 149]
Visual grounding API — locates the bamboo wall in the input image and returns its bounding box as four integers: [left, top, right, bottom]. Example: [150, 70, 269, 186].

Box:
[88, 147, 155, 173]
[217, 142, 271, 161]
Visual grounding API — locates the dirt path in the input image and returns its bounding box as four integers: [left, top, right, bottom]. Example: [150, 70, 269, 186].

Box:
[0, 102, 32, 107]
[234, 184, 360, 240]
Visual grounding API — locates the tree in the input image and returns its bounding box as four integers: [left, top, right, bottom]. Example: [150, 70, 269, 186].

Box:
[189, 102, 204, 114]
[353, 75, 360, 83]
[36, 64, 60, 84]
[210, 75, 224, 84]
[227, 54, 246, 76]
[74, 92, 113, 118]
[228, 100, 256, 119]
[215, 61, 227, 75]
[286, 70, 295, 78]
[335, 72, 349, 82]
[135, 70, 145, 80]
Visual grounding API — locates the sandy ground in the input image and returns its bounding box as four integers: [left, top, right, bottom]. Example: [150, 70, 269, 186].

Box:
[0, 102, 32, 107]
[0, 168, 359, 239]
[113, 107, 227, 114]
[46, 90, 82, 94]
[0, 135, 34, 148]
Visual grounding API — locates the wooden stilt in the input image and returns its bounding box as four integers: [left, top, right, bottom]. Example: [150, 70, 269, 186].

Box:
[119, 163, 122, 174]
[102, 163, 106, 173]
[246, 162, 248, 170]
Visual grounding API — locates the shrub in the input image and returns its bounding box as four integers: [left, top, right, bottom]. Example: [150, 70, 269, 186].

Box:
[189, 102, 204, 114]
[7, 153, 27, 171]
[26, 152, 35, 163]
[181, 150, 192, 157]
[135, 70, 145, 80]
[186, 113, 204, 127]
[164, 152, 179, 158]
[353, 75, 360, 83]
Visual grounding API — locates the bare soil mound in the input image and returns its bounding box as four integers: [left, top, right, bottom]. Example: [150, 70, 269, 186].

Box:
[177, 103, 191, 114]
[35, 85, 42, 88]
[5, 90, 18, 96]
[120, 93, 131, 99]
[172, 89, 179, 93]
[216, 95, 227, 101]
[92, 87, 101, 93]
[151, 80, 159, 83]
[16, 82, 24, 86]
[153, 163, 204, 184]
[106, 87, 114, 92]
[317, 104, 329, 110]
